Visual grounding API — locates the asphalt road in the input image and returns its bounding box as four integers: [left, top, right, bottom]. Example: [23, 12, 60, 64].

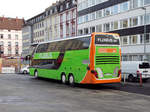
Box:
[0, 74, 150, 112]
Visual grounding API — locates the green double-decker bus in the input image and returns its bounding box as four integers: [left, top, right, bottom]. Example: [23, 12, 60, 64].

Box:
[29, 32, 121, 85]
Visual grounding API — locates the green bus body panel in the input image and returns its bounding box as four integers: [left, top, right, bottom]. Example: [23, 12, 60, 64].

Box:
[30, 46, 121, 83]
[30, 49, 90, 83]
[95, 46, 120, 79]
[33, 52, 60, 59]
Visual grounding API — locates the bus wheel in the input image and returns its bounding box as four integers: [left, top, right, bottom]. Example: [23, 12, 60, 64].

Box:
[68, 74, 75, 86]
[34, 71, 38, 78]
[61, 74, 66, 84]
[128, 74, 134, 82]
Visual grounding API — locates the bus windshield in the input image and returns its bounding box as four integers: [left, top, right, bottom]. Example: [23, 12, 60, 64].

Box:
[139, 63, 150, 69]
[95, 34, 120, 45]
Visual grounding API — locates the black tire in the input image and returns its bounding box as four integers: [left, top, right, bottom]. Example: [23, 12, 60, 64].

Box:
[128, 74, 134, 82]
[68, 74, 75, 86]
[23, 70, 27, 74]
[142, 78, 149, 82]
[61, 74, 66, 84]
[34, 70, 38, 78]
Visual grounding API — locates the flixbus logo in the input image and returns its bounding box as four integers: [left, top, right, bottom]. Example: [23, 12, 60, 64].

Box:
[34, 53, 52, 59]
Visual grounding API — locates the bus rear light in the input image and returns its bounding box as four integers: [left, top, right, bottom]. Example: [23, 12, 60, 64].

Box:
[118, 69, 121, 77]
[91, 70, 98, 78]
[137, 70, 140, 74]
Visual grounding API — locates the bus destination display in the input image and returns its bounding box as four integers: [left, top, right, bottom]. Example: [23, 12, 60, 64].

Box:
[95, 35, 119, 45]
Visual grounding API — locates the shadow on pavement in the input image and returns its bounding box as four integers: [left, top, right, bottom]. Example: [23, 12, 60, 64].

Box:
[30, 77, 150, 96]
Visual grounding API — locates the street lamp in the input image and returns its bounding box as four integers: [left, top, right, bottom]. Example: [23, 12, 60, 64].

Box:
[141, 7, 147, 61]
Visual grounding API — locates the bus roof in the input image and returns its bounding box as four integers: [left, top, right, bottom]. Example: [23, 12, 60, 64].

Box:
[34, 32, 119, 45]
[37, 34, 91, 45]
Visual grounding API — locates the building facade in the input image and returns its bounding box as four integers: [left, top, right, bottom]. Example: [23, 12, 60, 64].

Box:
[45, 2, 60, 41]
[78, 0, 150, 61]
[22, 24, 32, 58]
[59, 0, 77, 38]
[0, 17, 24, 58]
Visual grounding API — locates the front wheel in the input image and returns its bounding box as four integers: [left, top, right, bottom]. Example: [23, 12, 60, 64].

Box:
[23, 70, 27, 74]
[68, 75, 75, 86]
[142, 78, 149, 82]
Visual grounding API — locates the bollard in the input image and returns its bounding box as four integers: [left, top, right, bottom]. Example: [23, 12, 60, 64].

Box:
[140, 73, 143, 87]
[123, 73, 126, 84]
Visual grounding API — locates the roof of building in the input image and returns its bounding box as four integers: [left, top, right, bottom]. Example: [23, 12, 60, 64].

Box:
[0, 17, 24, 30]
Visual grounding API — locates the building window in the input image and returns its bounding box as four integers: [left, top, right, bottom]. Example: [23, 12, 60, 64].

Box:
[8, 49, 11, 55]
[111, 5, 119, 15]
[139, 55, 144, 61]
[140, 15, 144, 25]
[104, 7, 111, 16]
[130, 0, 140, 9]
[72, 9, 76, 18]
[88, 0, 95, 7]
[130, 17, 138, 27]
[120, 2, 129, 12]
[84, 28, 89, 34]
[132, 55, 138, 61]
[146, 14, 150, 24]
[0, 34, 3, 39]
[90, 12, 95, 21]
[130, 35, 138, 44]
[16, 50, 19, 55]
[84, 15, 89, 22]
[96, 24, 102, 32]
[146, 33, 150, 43]
[122, 55, 128, 61]
[104, 23, 110, 32]
[123, 36, 128, 45]
[0, 41, 4, 46]
[66, 24, 70, 36]
[78, 29, 83, 35]
[96, 10, 103, 19]
[144, 0, 150, 5]
[15, 34, 18, 40]
[8, 34, 11, 39]
[114, 21, 118, 30]
[8, 42, 11, 47]
[90, 26, 95, 33]
[120, 19, 128, 28]
[140, 34, 144, 44]
[15, 42, 18, 47]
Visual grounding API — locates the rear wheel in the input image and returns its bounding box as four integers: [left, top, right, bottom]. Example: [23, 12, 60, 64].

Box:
[142, 78, 149, 82]
[34, 71, 38, 78]
[61, 74, 66, 84]
[68, 75, 75, 86]
[128, 74, 134, 82]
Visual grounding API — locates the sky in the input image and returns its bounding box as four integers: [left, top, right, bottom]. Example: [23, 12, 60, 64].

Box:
[0, 0, 57, 20]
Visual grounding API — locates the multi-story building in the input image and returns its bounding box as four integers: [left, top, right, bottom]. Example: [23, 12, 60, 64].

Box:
[78, 0, 150, 61]
[31, 12, 45, 43]
[45, 2, 60, 41]
[22, 22, 32, 58]
[22, 12, 46, 58]
[59, 0, 77, 38]
[0, 17, 24, 57]
[44, 0, 77, 40]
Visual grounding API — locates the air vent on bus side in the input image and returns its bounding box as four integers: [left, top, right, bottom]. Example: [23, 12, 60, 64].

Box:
[96, 56, 120, 65]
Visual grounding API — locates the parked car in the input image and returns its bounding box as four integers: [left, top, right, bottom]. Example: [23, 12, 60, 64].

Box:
[122, 61, 150, 82]
[20, 65, 29, 74]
